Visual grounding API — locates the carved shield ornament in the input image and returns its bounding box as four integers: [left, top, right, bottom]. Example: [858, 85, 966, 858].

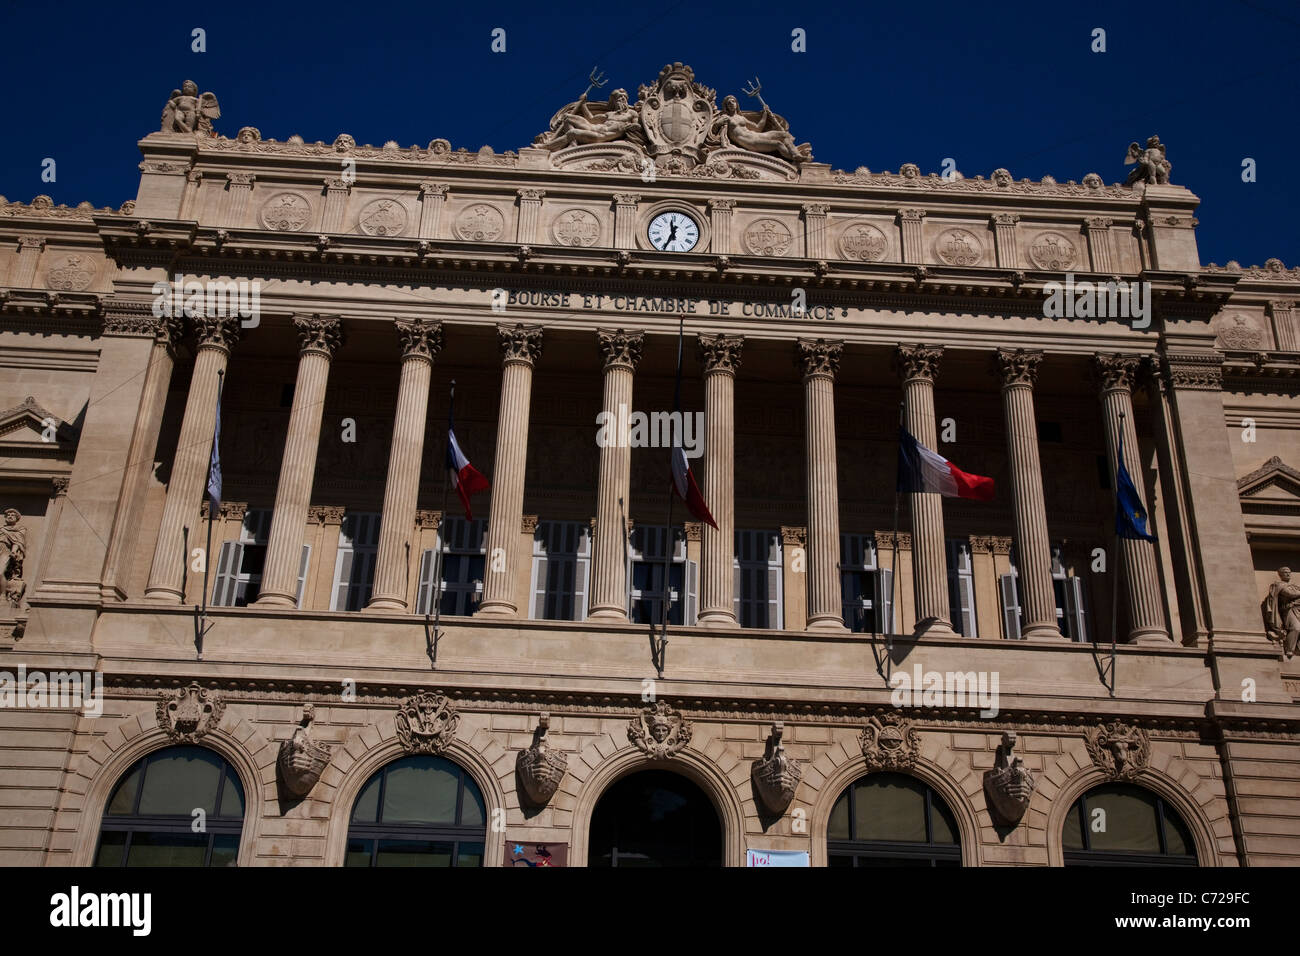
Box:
[395, 690, 461, 755]
[859, 712, 920, 770]
[156, 683, 226, 742]
[627, 700, 693, 759]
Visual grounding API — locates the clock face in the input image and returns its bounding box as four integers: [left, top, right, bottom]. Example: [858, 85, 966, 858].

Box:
[647, 211, 700, 252]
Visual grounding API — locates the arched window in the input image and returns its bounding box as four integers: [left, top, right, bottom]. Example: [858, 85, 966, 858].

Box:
[344, 755, 486, 867]
[95, 745, 245, 867]
[1063, 783, 1197, 866]
[588, 770, 722, 867]
[827, 772, 961, 866]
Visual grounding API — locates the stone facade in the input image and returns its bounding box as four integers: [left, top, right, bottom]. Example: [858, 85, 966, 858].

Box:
[1, 65, 1299, 866]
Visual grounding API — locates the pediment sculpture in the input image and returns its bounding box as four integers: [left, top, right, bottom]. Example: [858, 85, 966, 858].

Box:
[532, 63, 812, 177]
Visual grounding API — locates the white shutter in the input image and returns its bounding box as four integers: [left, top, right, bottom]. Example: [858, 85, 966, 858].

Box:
[574, 524, 591, 620]
[415, 548, 437, 615]
[294, 544, 311, 608]
[1000, 572, 1022, 640]
[685, 559, 698, 625]
[875, 567, 894, 635]
[529, 541, 548, 620]
[767, 536, 783, 631]
[331, 548, 354, 611]
[1065, 575, 1088, 642]
[211, 541, 243, 607]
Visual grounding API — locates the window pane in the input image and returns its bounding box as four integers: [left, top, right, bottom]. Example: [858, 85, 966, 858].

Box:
[381, 760, 458, 825]
[218, 770, 245, 819]
[105, 766, 141, 816]
[138, 749, 224, 816]
[352, 774, 381, 823]
[931, 799, 959, 845]
[1087, 788, 1161, 853]
[375, 839, 453, 867]
[853, 776, 927, 843]
[1063, 801, 1085, 850]
[460, 779, 485, 828]
[209, 833, 239, 867]
[456, 842, 484, 867]
[1164, 808, 1194, 858]
[94, 830, 126, 866]
[828, 792, 850, 840]
[344, 839, 372, 867]
[828, 853, 854, 867]
[125, 831, 208, 867]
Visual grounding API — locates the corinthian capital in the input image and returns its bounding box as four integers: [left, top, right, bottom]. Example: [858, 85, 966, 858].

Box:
[1092, 352, 1142, 391]
[597, 328, 644, 370]
[294, 313, 345, 356]
[191, 314, 242, 353]
[994, 347, 1043, 387]
[498, 323, 544, 366]
[796, 338, 844, 379]
[395, 318, 443, 360]
[697, 333, 744, 374]
[894, 344, 943, 383]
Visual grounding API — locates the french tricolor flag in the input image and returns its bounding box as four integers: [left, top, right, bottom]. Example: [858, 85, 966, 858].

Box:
[447, 427, 490, 521]
[671, 446, 717, 529]
[896, 425, 995, 501]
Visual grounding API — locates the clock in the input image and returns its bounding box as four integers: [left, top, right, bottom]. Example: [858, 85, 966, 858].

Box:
[647, 211, 700, 252]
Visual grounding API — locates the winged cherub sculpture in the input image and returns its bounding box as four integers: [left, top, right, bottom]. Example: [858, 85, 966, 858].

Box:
[161, 80, 221, 135]
[1124, 135, 1171, 186]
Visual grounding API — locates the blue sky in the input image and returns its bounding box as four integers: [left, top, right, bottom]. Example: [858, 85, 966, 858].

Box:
[2, 0, 1296, 267]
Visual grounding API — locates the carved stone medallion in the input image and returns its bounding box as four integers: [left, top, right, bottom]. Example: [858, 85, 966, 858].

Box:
[277, 704, 331, 798]
[156, 683, 225, 742]
[552, 209, 601, 246]
[395, 690, 461, 755]
[357, 198, 408, 237]
[455, 203, 505, 242]
[1027, 232, 1078, 270]
[751, 721, 801, 815]
[260, 193, 312, 231]
[627, 700, 692, 759]
[859, 712, 920, 770]
[516, 712, 568, 807]
[933, 228, 984, 266]
[983, 731, 1035, 827]
[743, 218, 793, 256]
[1084, 720, 1150, 780]
[838, 221, 888, 261]
[45, 254, 96, 291]
[1218, 314, 1264, 350]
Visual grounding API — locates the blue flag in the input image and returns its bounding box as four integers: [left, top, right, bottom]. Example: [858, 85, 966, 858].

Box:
[1115, 439, 1154, 541]
[206, 390, 223, 509]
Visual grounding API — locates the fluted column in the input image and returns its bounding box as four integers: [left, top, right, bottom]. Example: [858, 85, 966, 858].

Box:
[797, 338, 848, 632]
[1094, 353, 1171, 644]
[587, 329, 643, 622]
[144, 315, 242, 602]
[479, 324, 544, 617]
[895, 344, 955, 637]
[696, 334, 743, 628]
[995, 348, 1062, 639]
[368, 320, 443, 612]
[255, 315, 345, 607]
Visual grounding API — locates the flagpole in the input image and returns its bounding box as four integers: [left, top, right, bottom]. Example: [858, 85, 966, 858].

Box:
[197, 368, 224, 661]
[887, 401, 904, 682]
[1108, 411, 1126, 697]
[428, 379, 455, 669]
[656, 317, 686, 679]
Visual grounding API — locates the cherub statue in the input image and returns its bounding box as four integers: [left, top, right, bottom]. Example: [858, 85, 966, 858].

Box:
[533, 87, 643, 152]
[1263, 567, 1300, 659]
[1124, 135, 1171, 186]
[709, 82, 812, 165]
[161, 80, 221, 135]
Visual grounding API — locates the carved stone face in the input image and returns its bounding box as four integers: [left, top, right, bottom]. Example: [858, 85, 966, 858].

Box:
[181, 80, 198, 97]
[610, 89, 628, 111]
[3, 510, 18, 527]
[1281, 567, 1292, 582]
[722, 96, 739, 115]
[650, 716, 671, 743]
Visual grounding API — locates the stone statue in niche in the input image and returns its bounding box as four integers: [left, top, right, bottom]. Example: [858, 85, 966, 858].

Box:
[1262, 567, 1300, 659]
[161, 80, 221, 135]
[983, 732, 1035, 827]
[0, 509, 27, 609]
[534, 88, 644, 152]
[1124, 135, 1171, 186]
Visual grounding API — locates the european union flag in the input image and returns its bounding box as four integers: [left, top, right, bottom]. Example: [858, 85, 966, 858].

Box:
[1115, 440, 1154, 541]
[206, 385, 223, 509]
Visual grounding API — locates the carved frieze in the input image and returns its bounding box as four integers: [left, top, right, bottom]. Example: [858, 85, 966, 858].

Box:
[552, 208, 601, 246]
[277, 704, 331, 798]
[838, 221, 889, 262]
[1161, 352, 1223, 391]
[1026, 232, 1078, 271]
[628, 700, 692, 759]
[751, 721, 801, 815]
[516, 712, 567, 807]
[1084, 720, 1151, 780]
[156, 683, 225, 742]
[455, 203, 505, 242]
[395, 690, 461, 755]
[743, 218, 793, 256]
[933, 228, 984, 266]
[260, 193, 312, 232]
[1217, 314, 1265, 351]
[44, 254, 97, 292]
[859, 712, 920, 770]
[357, 198, 408, 237]
[983, 731, 1035, 827]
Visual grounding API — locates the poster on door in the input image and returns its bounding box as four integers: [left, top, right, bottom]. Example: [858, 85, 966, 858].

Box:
[505, 841, 567, 867]
[746, 848, 810, 867]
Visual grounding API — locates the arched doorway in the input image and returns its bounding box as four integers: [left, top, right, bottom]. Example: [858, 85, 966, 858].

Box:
[826, 772, 962, 866]
[1062, 782, 1197, 866]
[588, 769, 723, 867]
[95, 745, 245, 867]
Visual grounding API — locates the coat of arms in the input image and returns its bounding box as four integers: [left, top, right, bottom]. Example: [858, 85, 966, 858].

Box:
[1084, 720, 1150, 780]
[628, 700, 692, 759]
[395, 690, 461, 755]
[156, 682, 226, 742]
[859, 712, 920, 770]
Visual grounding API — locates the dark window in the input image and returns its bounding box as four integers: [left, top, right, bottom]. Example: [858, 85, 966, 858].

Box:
[827, 772, 962, 866]
[1097, 454, 1112, 490]
[280, 382, 295, 407]
[1063, 783, 1197, 866]
[95, 746, 245, 867]
[344, 756, 486, 867]
[589, 770, 722, 867]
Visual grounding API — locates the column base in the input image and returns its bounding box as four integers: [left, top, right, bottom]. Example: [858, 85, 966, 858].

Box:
[1022, 623, 1067, 641]
[806, 614, 849, 633]
[696, 609, 740, 629]
[913, 617, 957, 639]
[1131, 628, 1173, 646]
[143, 587, 184, 604]
[366, 596, 409, 614]
[253, 591, 298, 609]
[586, 607, 630, 623]
[475, 601, 518, 618]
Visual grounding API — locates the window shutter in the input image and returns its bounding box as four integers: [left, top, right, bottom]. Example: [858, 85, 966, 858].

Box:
[876, 567, 894, 635]
[294, 544, 311, 608]
[529, 540, 548, 621]
[331, 548, 353, 611]
[1065, 575, 1088, 642]
[686, 559, 699, 626]
[211, 540, 243, 607]
[574, 525, 591, 620]
[415, 548, 438, 615]
[1000, 572, 1022, 640]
